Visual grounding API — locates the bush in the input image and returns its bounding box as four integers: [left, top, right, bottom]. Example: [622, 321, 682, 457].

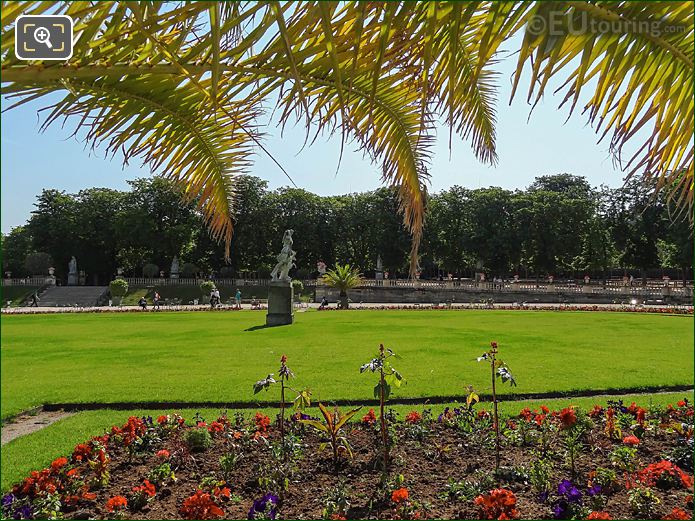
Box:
[181, 262, 200, 278]
[109, 279, 129, 297]
[291, 279, 304, 293]
[185, 428, 212, 452]
[24, 252, 53, 275]
[142, 263, 159, 278]
[200, 280, 216, 294]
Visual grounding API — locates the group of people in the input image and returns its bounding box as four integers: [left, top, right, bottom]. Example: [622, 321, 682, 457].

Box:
[209, 288, 242, 309]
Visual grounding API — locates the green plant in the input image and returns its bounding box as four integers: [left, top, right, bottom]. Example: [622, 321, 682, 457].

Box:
[323, 264, 363, 309]
[291, 279, 304, 293]
[609, 446, 638, 473]
[588, 467, 620, 495]
[361, 344, 405, 469]
[477, 341, 517, 474]
[220, 453, 241, 483]
[185, 428, 212, 452]
[529, 455, 553, 496]
[562, 426, 585, 478]
[300, 403, 362, 468]
[440, 472, 497, 502]
[146, 462, 176, 487]
[253, 355, 311, 458]
[321, 479, 351, 519]
[628, 487, 661, 518]
[109, 278, 129, 297]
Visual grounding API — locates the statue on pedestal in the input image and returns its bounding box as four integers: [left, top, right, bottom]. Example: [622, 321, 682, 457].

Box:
[267, 230, 296, 326]
[270, 229, 296, 282]
[68, 256, 79, 285]
[170, 256, 180, 279]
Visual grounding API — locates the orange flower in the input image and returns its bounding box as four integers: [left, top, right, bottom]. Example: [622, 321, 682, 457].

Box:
[391, 488, 409, 504]
[362, 409, 377, 425]
[133, 479, 156, 497]
[587, 512, 611, 520]
[156, 449, 170, 459]
[540, 405, 550, 414]
[663, 507, 691, 520]
[405, 411, 422, 424]
[474, 488, 519, 520]
[623, 435, 640, 446]
[157, 415, 169, 424]
[105, 495, 128, 512]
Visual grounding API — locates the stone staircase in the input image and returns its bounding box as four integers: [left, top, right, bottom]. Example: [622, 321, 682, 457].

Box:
[37, 286, 108, 307]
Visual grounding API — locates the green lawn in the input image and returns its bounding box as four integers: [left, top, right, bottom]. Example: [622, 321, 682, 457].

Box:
[2, 310, 692, 419]
[2, 391, 693, 492]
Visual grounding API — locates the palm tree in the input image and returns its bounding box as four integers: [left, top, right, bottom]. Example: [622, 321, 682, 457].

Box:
[322, 264, 363, 309]
[2, 2, 691, 269]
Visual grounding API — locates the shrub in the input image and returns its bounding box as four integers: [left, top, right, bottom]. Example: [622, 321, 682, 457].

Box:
[109, 279, 129, 297]
[291, 279, 304, 292]
[24, 252, 53, 275]
[185, 428, 212, 452]
[142, 263, 159, 278]
[182, 262, 200, 278]
[146, 462, 175, 487]
[637, 460, 694, 490]
[200, 280, 216, 295]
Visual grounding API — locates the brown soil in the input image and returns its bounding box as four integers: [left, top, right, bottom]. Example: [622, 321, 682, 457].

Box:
[11, 411, 690, 521]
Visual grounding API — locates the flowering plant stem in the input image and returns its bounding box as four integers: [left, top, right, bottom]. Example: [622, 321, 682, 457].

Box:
[378, 345, 388, 470]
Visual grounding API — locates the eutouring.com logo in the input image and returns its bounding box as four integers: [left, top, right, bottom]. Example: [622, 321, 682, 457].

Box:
[527, 12, 686, 38]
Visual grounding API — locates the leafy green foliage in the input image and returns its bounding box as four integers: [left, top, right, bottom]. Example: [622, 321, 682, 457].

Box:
[109, 279, 129, 298]
[184, 428, 212, 453]
[300, 403, 362, 467]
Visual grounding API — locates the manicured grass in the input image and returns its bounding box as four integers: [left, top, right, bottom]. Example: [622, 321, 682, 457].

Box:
[2, 391, 692, 492]
[2, 310, 691, 419]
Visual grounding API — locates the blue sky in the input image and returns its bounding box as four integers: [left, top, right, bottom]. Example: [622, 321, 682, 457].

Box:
[1, 47, 631, 234]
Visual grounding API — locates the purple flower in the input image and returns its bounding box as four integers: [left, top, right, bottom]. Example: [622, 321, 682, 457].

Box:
[2, 494, 16, 509]
[248, 493, 279, 520]
[557, 479, 573, 495]
[588, 484, 602, 497]
[14, 504, 33, 520]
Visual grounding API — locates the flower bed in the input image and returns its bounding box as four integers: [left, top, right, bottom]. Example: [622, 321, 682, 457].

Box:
[3, 400, 693, 520]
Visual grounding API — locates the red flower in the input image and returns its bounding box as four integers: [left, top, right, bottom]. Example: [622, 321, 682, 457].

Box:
[180, 490, 224, 520]
[156, 449, 170, 459]
[105, 496, 128, 512]
[623, 435, 640, 446]
[208, 421, 225, 433]
[362, 409, 377, 425]
[558, 407, 577, 429]
[587, 512, 612, 520]
[638, 461, 694, 489]
[72, 443, 92, 462]
[213, 486, 231, 498]
[405, 411, 422, 424]
[330, 515, 347, 520]
[254, 413, 271, 432]
[474, 489, 519, 520]
[478, 410, 490, 419]
[678, 400, 687, 407]
[519, 408, 532, 421]
[50, 457, 68, 472]
[663, 508, 691, 520]
[589, 405, 604, 418]
[157, 415, 169, 424]
[392, 488, 409, 504]
[540, 405, 550, 414]
[132, 479, 156, 497]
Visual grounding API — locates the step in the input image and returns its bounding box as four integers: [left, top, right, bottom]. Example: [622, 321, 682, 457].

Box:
[37, 286, 108, 307]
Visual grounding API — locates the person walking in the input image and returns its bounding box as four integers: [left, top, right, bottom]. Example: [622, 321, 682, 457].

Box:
[30, 292, 39, 307]
[235, 288, 242, 309]
[213, 288, 220, 308]
[153, 291, 161, 310]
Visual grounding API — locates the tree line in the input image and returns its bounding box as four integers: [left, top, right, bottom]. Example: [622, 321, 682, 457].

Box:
[2, 174, 692, 285]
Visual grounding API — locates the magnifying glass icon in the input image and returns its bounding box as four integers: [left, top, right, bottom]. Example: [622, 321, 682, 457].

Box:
[33, 26, 52, 49]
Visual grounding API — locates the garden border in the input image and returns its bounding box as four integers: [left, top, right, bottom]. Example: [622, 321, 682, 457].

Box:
[36, 384, 694, 413]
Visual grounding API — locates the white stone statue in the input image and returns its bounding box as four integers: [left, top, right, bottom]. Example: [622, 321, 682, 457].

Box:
[170, 256, 180, 279]
[69, 256, 77, 274]
[376, 255, 383, 271]
[270, 229, 296, 282]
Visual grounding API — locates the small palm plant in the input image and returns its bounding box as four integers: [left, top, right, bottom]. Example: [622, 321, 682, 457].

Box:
[322, 264, 363, 309]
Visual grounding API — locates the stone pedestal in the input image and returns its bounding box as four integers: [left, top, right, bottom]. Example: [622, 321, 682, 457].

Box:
[266, 281, 294, 326]
[68, 273, 78, 286]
